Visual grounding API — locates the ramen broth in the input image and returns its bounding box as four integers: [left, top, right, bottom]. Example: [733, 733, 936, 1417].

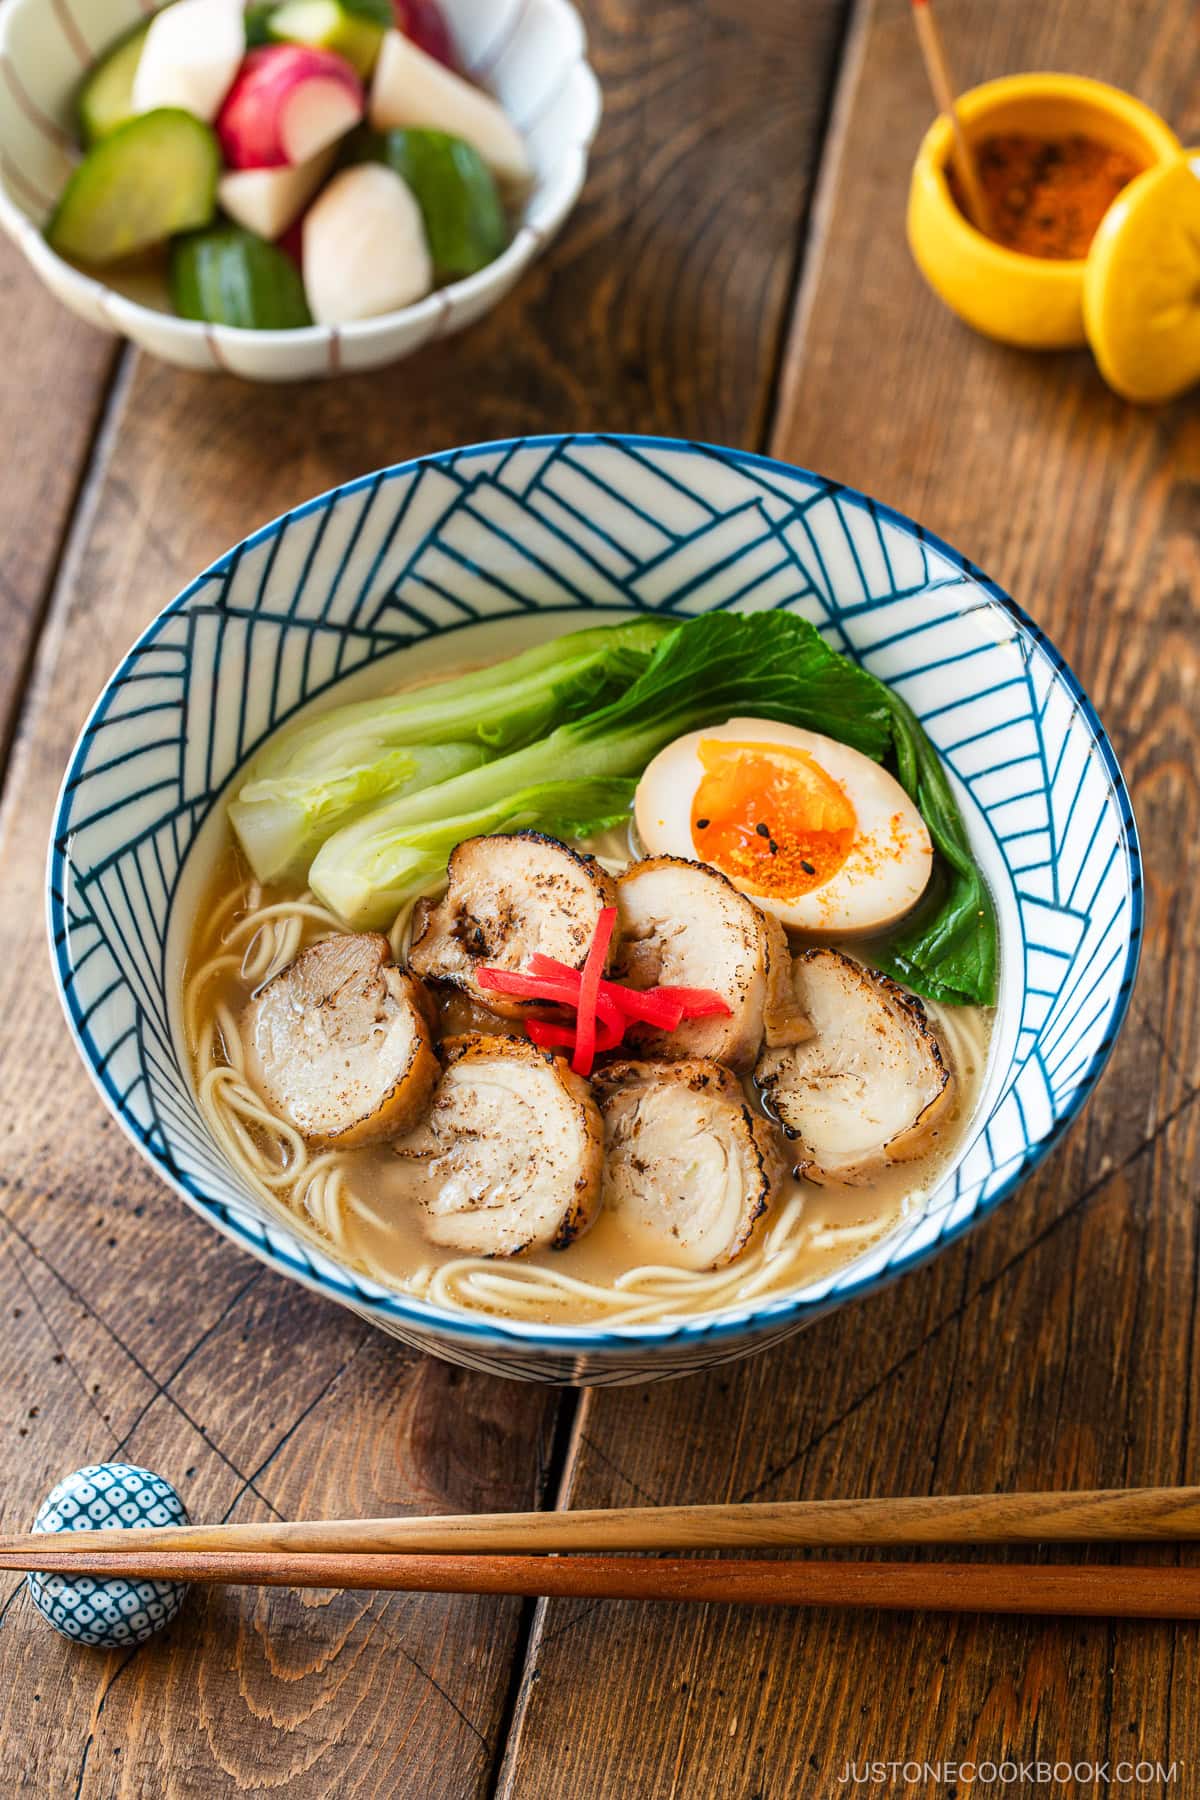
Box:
[184, 823, 993, 1328]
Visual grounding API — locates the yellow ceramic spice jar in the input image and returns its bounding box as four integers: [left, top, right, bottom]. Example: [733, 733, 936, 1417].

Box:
[907, 73, 1180, 349]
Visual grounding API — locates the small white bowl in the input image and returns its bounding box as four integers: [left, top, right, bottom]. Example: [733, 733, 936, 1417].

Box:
[0, 0, 600, 379]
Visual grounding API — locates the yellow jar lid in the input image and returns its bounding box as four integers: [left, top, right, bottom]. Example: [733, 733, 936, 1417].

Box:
[1083, 150, 1200, 403]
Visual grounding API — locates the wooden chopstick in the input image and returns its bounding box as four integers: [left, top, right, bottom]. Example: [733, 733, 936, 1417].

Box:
[910, 0, 994, 237]
[3, 1549, 1199, 1619]
[3, 1486, 1200, 1561]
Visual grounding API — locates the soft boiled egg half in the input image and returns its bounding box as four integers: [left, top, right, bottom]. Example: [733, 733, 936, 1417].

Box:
[634, 718, 933, 934]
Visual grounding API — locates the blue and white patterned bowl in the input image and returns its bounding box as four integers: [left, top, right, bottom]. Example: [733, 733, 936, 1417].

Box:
[47, 435, 1141, 1384]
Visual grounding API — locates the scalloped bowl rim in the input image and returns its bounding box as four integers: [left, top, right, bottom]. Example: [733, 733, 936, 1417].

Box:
[47, 434, 1143, 1357]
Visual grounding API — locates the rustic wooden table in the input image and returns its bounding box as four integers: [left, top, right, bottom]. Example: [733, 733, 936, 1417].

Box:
[1, 1, 1197, 1793]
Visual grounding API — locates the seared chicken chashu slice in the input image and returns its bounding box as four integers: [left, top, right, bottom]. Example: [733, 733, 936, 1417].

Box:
[754, 948, 953, 1184]
[432, 988, 524, 1040]
[242, 933, 439, 1148]
[593, 1058, 785, 1269]
[615, 857, 808, 1071]
[393, 1034, 604, 1256]
[409, 832, 618, 1018]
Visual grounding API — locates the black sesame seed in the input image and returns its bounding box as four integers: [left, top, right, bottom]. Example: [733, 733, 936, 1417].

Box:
[755, 822, 770, 838]
[768, 840, 779, 855]
[695, 818, 710, 830]
[801, 859, 815, 875]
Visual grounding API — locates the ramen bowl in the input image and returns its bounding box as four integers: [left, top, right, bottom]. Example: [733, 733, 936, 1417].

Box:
[0, 0, 599, 379]
[48, 435, 1141, 1384]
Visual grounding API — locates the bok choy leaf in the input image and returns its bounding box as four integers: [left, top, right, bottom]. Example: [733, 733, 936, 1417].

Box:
[867, 693, 998, 1007]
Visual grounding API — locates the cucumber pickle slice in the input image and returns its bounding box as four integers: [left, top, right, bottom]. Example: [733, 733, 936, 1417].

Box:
[267, 0, 385, 76]
[76, 18, 150, 146]
[244, 1, 276, 44]
[171, 224, 313, 329]
[47, 108, 218, 265]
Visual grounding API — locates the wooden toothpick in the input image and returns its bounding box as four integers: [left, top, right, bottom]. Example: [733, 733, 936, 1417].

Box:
[911, 0, 994, 237]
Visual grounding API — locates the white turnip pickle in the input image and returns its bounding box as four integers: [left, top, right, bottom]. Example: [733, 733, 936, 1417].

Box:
[302, 162, 432, 324]
[217, 148, 333, 237]
[131, 0, 245, 124]
[347, 128, 507, 278]
[217, 45, 363, 169]
[369, 32, 529, 189]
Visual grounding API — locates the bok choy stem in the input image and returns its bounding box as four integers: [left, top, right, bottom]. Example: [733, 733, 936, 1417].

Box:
[309, 611, 893, 925]
[228, 616, 673, 881]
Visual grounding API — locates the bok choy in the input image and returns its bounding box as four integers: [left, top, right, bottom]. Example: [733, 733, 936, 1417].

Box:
[867, 691, 997, 1008]
[310, 778, 639, 929]
[228, 616, 673, 881]
[306, 610, 997, 1007]
[230, 602, 997, 1007]
[308, 609, 890, 925]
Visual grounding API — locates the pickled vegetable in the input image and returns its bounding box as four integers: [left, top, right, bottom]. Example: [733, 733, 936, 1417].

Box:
[47, 109, 218, 264]
[76, 19, 149, 146]
[171, 222, 312, 327]
[350, 126, 506, 277]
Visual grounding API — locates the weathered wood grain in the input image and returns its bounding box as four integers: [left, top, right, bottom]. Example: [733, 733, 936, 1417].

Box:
[502, 2, 1200, 1795]
[0, 0, 850, 1792]
[0, 239, 116, 761]
[74, 1342, 560, 1799]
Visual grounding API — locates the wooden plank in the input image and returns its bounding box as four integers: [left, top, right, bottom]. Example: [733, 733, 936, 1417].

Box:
[0, 239, 116, 759]
[502, 2, 1200, 1794]
[0, 0, 849, 1791]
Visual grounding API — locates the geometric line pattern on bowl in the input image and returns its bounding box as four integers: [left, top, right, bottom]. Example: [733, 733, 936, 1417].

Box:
[48, 435, 1142, 1383]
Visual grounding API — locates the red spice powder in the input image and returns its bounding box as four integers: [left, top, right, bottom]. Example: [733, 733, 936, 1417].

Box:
[948, 132, 1145, 260]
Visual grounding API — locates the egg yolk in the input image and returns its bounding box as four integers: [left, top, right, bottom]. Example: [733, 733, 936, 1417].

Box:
[690, 739, 857, 897]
